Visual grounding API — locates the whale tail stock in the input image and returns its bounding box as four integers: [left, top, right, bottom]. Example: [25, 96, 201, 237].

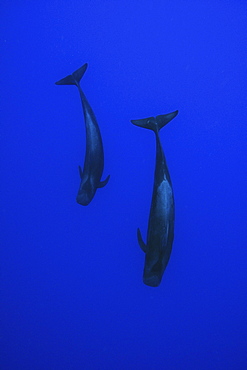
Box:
[131, 110, 178, 132]
[55, 63, 88, 87]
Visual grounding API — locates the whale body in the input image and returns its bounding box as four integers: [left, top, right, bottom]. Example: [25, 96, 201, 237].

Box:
[131, 110, 178, 286]
[55, 64, 109, 205]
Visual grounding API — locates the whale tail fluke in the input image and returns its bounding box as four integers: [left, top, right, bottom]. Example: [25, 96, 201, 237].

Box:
[131, 110, 178, 132]
[55, 63, 88, 86]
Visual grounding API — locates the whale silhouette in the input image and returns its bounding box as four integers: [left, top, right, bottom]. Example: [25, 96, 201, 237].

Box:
[131, 110, 178, 286]
[55, 64, 109, 205]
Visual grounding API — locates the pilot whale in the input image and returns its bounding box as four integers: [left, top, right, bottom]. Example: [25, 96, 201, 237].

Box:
[55, 63, 110, 205]
[131, 110, 178, 287]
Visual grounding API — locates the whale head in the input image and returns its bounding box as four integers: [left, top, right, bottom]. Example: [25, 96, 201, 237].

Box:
[76, 178, 95, 206]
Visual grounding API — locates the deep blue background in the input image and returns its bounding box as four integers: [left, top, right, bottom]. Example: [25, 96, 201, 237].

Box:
[1, 1, 247, 369]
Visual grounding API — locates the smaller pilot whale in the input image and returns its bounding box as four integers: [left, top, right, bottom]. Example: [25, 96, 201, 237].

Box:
[55, 63, 110, 205]
[131, 110, 178, 287]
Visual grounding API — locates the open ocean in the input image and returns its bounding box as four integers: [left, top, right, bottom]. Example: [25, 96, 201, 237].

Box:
[1, 1, 247, 369]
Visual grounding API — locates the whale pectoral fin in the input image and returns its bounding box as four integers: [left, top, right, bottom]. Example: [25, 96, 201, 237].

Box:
[98, 175, 110, 188]
[137, 228, 148, 253]
[78, 165, 83, 179]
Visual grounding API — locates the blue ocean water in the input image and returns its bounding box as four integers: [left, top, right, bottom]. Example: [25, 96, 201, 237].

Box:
[1, 1, 247, 369]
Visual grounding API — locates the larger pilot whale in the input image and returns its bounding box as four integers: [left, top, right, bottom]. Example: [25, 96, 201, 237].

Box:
[131, 110, 178, 287]
[55, 63, 110, 205]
